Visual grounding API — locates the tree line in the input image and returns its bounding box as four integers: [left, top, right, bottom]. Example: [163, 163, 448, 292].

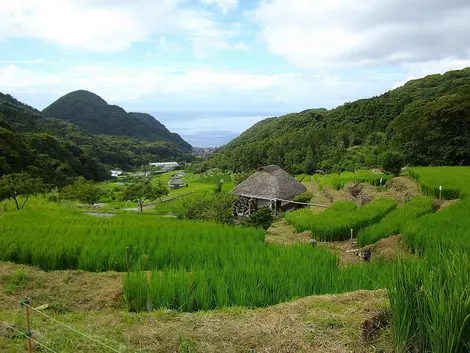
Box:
[206, 68, 470, 174]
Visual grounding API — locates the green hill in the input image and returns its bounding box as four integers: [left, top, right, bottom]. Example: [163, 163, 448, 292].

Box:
[209, 67, 470, 173]
[0, 92, 195, 185]
[0, 95, 108, 185]
[42, 90, 192, 151]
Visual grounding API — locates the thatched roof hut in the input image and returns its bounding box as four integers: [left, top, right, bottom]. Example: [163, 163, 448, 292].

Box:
[232, 165, 306, 201]
[168, 176, 184, 188]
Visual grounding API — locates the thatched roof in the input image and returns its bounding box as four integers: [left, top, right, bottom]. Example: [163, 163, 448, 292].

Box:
[168, 176, 183, 185]
[232, 165, 306, 200]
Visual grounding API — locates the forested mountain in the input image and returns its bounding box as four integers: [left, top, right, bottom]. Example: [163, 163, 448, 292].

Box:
[208, 68, 470, 173]
[43, 90, 191, 152]
[0, 92, 195, 185]
[0, 95, 108, 185]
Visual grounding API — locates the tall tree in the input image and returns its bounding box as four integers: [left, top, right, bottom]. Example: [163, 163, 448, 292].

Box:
[123, 180, 168, 212]
[0, 173, 45, 210]
[60, 176, 102, 204]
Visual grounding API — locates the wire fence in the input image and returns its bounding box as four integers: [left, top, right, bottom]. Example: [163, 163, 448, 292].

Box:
[1, 293, 130, 352]
[2, 321, 58, 353]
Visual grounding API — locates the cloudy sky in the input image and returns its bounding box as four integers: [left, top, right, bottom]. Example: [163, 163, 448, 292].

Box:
[1, 0, 470, 146]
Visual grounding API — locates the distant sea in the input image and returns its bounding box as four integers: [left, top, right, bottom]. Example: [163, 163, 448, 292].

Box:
[151, 111, 285, 148]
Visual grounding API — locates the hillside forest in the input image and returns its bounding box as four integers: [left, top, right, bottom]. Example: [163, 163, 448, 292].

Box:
[0, 91, 195, 186]
[207, 68, 470, 174]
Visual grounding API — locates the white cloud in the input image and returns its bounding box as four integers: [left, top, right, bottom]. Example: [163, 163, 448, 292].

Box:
[393, 56, 470, 88]
[253, 0, 470, 69]
[2, 60, 469, 113]
[0, 62, 408, 113]
[0, 0, 240, 54]
[0, 64, 283, 108]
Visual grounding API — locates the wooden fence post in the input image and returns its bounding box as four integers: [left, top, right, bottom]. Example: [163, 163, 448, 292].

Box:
[23, 298, 32, 353]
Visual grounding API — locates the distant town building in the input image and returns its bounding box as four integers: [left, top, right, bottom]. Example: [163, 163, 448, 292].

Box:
[110, 170, 123, 177]
[192, 147, 217, 158]
[149, 162, 179, 172]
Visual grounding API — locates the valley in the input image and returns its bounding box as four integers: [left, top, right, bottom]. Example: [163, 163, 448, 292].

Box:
[1, 68, 470, 353]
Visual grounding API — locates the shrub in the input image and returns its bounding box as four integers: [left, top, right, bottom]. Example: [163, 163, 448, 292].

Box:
[174, 192, 237, 224]
[122, 180, 168, 211]
[382, 152, 405, 176]
[232, 171, 252, 186]
[60, 176, 102, 204]
[246, 207, 274, 230]
[294, 192, 313, 203]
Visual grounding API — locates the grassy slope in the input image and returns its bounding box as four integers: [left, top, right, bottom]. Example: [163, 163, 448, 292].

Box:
[0, 263, 392, 353]
[0, 172, 444, 352]
[82, 172, 234, 214]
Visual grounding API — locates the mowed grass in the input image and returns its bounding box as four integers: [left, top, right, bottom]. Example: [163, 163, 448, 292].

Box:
[0, 198, 393, 312]
[357, 196, 434, 247]
[285, 199, 397, 241]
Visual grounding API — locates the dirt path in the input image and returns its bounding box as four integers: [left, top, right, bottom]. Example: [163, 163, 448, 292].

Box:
[123, 203, 156, 211]
[267, 217, 408, 265]
[265, 219, 312, 244]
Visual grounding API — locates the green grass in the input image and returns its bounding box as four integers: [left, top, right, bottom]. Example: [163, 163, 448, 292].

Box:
[124, 248, 392, 312]
[357, 196, 434, 247]
[409, 166, 470, 199]
[296, 174, 308, 182]
[88, 171, 234, 215]
[286, 199, 397, 241]
[386, 167, 470, 352]
[315, 170, 392, 190]
[0, 201, 264, 272]
[0, 199, 393, 312]
[2, 269, 28, 294]
[388, 255, 470, 353]
[152, 181, 233, 215]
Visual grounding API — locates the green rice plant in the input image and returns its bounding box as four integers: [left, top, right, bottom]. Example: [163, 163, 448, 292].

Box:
[0, 202, 266, 272]
[328, 201, 358, 212]
[355, 170, 392, 186]
[316, 170, 391, 190]
[409, 167, 470, 199]
[123, 244, 392, 312]
[388, 167, 470, 352]
[357, 196, 434, 247]
[1, 198, 395, 312]
[296, 174, 308, 182]
[388, 254, 470, 353]
[286, 199, 396, 241]
[123, 272, 148, 312]
[318, 173, 341, 190]
[402, 167, 470, 256]
[403, 198, 470, 256]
